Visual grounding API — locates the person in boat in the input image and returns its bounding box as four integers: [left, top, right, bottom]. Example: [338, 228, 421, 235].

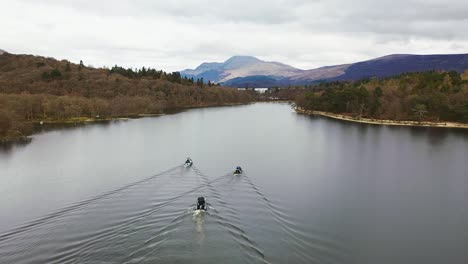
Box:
[235, 166, 243, 174]
[185, 157, 193, 166]
[197, 196, 206, 210]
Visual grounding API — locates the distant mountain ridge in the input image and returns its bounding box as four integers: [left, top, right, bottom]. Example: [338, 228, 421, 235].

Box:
[181, 53, 468, 87]
[180, 55, 302, 84]
[328, 54, 468, 81]
[0, 49, 5, 55]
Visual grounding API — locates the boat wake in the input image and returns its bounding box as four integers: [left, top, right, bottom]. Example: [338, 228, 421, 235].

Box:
[0, 164, 347, 264]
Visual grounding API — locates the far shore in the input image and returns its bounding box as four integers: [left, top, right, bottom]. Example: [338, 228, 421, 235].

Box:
[296, 108, 468, 129]
[0, 102, 253, 143]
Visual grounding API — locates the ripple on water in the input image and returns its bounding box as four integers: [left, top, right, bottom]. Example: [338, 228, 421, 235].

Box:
[0, 166, 348, 264]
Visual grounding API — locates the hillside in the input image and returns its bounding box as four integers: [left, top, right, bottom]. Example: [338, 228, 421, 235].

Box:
[185, 53, 468, 87]
[287, 64, 350, 83]
[0, 49, 5, 55]
[0, 53, 255, 141]
[328, 54, 468, 82]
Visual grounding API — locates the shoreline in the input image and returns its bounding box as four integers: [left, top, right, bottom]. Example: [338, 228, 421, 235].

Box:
[296, 108, 468, 129]
[0, 102, 253, 143]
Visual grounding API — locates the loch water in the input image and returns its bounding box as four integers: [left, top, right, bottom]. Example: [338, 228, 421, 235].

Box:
[1, 103, 467, 264]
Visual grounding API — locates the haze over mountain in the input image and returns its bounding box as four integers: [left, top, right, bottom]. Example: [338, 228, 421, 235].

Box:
[182, 53, 468, 87]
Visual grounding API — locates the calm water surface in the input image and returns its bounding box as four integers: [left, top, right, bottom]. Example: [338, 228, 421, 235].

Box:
[1, 103, 467, 263]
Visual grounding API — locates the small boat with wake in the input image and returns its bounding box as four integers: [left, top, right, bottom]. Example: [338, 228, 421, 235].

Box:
[234, 166, 243, 175]
[184, 157, 193, 167]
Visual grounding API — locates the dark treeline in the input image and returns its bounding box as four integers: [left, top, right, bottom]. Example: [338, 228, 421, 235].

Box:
[0, 53, 256, 140]
[292, 71, 468, 122]
[108, 65, 217, 87]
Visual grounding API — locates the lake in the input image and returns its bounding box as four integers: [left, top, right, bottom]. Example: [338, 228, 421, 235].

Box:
[1, 102, 467, 264]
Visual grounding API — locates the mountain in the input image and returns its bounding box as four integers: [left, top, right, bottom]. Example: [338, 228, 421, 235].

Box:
[282, 53, 468, 85]
[328, 54, 468, 81]
[180, 55, 302, 84]
[0, 49, 5, 55]
[183, 53, 468, 87]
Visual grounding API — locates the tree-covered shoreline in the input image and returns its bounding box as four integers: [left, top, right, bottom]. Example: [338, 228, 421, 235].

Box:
[2, 52, 467, 141]
[292, 71, 468, 123]
[0, 53, 256, 141]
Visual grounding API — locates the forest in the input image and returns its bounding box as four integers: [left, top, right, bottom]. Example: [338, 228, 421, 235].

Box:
[0, 53, 256, 140]
[289, 71, 468, 123]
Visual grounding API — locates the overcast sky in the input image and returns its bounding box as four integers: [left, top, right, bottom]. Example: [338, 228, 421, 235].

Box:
[1, 0, 467, 71]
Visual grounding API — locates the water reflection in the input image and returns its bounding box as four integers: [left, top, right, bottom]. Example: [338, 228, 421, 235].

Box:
[33, 119, 118, 134]
[0, 137, 32, 153]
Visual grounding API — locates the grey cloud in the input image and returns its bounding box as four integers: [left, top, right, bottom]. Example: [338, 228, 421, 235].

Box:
[2, 0, 468, 71]
[22, 0, 307, 24]
[294, 0, 468, 40]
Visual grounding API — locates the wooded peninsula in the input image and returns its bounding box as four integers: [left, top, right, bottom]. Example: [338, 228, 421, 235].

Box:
[289, 71, 468, 125]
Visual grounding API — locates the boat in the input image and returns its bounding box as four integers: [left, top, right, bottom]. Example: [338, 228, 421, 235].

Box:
[197, 196, 207, 211]
[184, 157, 193, 167]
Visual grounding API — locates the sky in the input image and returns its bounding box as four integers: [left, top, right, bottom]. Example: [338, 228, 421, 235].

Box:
[1, 0, 468, 71]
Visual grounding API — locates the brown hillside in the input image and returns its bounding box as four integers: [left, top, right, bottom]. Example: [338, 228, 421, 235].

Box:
[0, 53, 255, 140]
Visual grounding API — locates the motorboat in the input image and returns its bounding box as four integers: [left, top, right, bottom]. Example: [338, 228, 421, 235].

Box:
[197, 196, 207, 211]
[184, 157, 193, 167]
[234, 166, 243, 175]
